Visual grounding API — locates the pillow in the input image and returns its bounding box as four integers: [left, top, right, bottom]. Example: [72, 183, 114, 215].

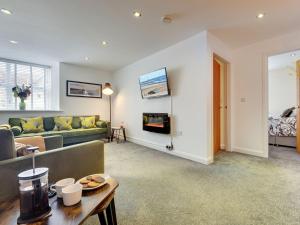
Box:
[96, 120, 107, 128]
[72, 116, 82, 129]
[21, 117, 44, 134]
[281, 107, 295, 118]
[54, 116, 73, 131]
[80, 116, 96, 129]
[11, 126, 22, 136]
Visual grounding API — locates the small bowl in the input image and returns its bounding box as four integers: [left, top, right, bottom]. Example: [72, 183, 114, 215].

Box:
[62, 183, 83, 206]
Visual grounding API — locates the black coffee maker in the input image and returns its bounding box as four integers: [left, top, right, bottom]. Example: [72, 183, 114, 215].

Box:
[17, 147, 51, 224]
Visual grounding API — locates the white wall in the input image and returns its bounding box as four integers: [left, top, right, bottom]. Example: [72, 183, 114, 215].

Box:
[59, 63, 112, 119]
[0, 63, 112, 124]
[232, 30, 300, 158]
[112, 32, 213, 164]
[269, 67, 297, 117]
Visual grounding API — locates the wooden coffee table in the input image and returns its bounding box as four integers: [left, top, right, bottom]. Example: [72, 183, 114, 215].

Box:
[0, 176, 119, 225]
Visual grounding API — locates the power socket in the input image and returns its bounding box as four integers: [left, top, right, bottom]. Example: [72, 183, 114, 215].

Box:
[166, 144, 174, 151]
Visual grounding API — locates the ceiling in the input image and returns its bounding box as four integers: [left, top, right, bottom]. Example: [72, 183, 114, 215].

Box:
[0, 0, 300, 71]
[268, 50, 300, 71]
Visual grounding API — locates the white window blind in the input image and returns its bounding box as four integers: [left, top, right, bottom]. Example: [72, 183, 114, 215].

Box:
[0, 59, 52, 110]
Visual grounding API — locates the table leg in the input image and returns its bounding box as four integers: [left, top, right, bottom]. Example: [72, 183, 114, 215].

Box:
[98, 211, 107, 225]
[122, 128, 126, 142]
[106, 204, 114, 225]
[110, 198, 118, 225]
[111, 129, 115, 142]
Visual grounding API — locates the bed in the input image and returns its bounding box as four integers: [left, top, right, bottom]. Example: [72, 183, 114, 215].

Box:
[268, 116, 297, 147]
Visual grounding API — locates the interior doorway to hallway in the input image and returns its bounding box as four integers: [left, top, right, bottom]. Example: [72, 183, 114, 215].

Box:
[213, 54, 229, 156]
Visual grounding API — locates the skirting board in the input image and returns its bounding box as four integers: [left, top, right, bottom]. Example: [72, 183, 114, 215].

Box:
[232, 147, 268, 158]
[127, 136, 213, 165]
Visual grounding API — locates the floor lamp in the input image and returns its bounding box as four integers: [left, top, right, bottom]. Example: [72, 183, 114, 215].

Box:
[102, 83, 114, 123]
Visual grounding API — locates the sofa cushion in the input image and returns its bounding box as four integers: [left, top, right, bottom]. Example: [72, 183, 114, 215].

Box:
[81, 116, 96, 129]
[72, 116, 82, 129]
[18, 128, 107, 138]
[54, 117, 73, 131]
[21, 117, 44, 133]
[44, 117, 55, 131]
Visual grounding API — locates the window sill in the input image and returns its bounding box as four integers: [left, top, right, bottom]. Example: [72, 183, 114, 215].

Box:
[0, 110, 63, 113]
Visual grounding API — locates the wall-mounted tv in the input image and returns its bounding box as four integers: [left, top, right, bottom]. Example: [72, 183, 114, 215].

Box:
[139, 68, 170, 98]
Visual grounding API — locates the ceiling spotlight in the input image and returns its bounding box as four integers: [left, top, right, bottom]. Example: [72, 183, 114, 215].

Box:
[161, 16, 172, 24]
[133, 11, 142, 18]
[256, 13, 266, 19]
[290, 53, 297, 57]
[1, 8, 12, 15]
[9, 40, 18, 44]
[84, 56, 89, 61]
[101, 41, 107, 46]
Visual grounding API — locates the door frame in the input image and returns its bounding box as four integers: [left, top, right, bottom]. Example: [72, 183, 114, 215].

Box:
[212, 53, 231, 159]
[263, 48, 300, 157]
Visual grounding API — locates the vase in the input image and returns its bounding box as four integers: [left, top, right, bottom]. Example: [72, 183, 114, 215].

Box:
[19, 99, 26, 110]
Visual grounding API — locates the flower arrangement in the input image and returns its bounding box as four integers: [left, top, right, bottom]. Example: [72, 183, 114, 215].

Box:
[12, 84, 31, 110]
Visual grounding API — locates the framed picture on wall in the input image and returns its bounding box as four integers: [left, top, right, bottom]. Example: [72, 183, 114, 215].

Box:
[66, 80, 102, 98]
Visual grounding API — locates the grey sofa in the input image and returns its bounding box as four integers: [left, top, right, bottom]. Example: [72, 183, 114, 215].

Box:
[0, 129, 105, 202]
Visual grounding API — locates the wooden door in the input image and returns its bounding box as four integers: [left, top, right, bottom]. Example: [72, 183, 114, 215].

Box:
[296, 60, 300, 153]
[213, 58, 221, 154]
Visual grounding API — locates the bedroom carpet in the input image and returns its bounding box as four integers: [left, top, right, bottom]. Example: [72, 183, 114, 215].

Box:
[85, 142, 300, 225]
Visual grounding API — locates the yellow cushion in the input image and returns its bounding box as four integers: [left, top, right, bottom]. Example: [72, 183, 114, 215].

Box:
[21, 117, 44, 134]
[54, 116, 73, 131]
[80, 116, 96, 129]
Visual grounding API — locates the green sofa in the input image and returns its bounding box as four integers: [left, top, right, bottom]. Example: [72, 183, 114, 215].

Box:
[8, 115, 111, 146]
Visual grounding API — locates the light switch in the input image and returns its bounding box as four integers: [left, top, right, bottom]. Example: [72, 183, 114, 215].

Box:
[240, 98, 246, 103]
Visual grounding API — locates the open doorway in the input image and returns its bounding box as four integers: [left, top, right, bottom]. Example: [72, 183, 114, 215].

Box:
[213, 54, 228, 156]
[268, 50, 300, 160]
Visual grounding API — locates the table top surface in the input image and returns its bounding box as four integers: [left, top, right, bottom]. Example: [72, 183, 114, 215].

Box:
[0, 176, 119, 225]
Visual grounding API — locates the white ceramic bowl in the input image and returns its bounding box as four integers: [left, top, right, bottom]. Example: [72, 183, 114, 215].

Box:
[62, 183, 83, 206]
[51, 178, 75, 198]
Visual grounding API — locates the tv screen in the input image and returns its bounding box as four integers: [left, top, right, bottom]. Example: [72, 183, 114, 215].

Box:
[139, 68, 169, 98]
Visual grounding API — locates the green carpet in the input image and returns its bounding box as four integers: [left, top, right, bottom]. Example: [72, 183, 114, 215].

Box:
[85, 142, 300, 225]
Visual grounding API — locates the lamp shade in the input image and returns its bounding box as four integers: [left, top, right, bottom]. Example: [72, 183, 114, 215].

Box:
[102, 83, 114, 96]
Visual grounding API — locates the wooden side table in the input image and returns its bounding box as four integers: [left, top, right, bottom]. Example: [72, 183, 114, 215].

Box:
[111, 127, 126, 143]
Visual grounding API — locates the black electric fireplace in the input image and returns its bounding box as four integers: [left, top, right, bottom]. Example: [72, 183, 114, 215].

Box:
[143, 113, 170, 134]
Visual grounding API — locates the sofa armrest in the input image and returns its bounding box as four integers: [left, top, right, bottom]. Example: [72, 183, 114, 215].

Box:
[44, 135, 63, 150]
[96, 120, 111, 137]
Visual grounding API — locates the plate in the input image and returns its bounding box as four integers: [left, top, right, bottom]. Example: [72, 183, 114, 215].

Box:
[76, 174, 109, 191]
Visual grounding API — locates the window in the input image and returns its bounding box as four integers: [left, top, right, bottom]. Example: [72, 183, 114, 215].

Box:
[0, 59, 52, 110]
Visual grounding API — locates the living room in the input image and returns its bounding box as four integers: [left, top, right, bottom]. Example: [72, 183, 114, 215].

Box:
[1, 1, 300, 225]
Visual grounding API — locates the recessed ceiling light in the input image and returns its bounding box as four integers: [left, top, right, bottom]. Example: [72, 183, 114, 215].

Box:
[84, 56, 89, 61]
[133, 11, 142, 18]
[1, 8, 12, 15]
[256, 13, 266, 19]
[101, 41, 107, 46]
[9, 40, 18, 44]
[291, 53, 297, 57]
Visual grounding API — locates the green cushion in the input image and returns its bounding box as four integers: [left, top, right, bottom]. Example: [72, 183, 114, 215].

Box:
[21, 117, 45, 134]
[81, 116, 96, 129]
[54, 116, 73, 131]
[96, 120, 108, 128]
[11, 126, 22, 136]
[9, 118, 22, 128]
[43, 117, 55, 131]
[72, 116, 82, 129]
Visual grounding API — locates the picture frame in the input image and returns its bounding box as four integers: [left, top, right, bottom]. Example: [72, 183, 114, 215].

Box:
[66, 80, 102, 98]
